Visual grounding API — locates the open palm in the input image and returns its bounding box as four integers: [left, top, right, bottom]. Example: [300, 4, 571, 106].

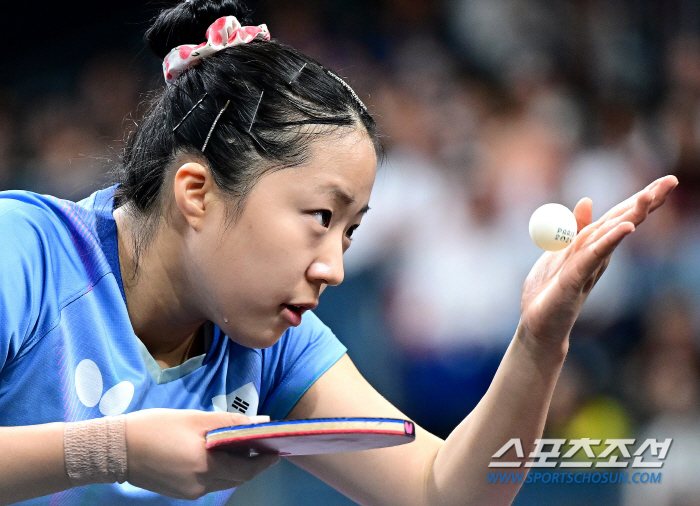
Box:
[519, 175, 678, 346]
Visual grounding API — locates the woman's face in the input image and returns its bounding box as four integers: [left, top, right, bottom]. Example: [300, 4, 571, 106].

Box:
[190, 129, 377, 348]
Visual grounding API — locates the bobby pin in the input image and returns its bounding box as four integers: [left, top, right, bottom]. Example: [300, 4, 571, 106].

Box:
[173, 92, 208, 133]
[248, 90, 264, 133]
[202, 100, 231, 153]
[289, 63, 307, 84]
[327, 71, 368, 112]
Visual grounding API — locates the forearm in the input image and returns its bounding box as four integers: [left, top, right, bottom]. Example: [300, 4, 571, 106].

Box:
[427, 324, 567, 506]
[285, 343, 565, 506]
[0, 423, 71, 505]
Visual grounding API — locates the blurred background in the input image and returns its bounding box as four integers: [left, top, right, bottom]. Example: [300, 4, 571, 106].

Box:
[4, 0, 700, 504]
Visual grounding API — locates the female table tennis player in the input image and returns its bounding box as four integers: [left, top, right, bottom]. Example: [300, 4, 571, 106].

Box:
[0, 1, 678, 505]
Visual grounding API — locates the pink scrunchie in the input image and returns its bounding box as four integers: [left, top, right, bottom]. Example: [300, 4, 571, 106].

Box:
[163, 16, 270, 84]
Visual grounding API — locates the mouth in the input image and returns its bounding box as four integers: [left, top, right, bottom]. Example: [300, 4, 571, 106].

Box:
[281, 302, 318, 327]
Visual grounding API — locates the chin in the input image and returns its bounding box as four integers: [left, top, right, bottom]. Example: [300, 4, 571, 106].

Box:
[223, 323, 288, 350]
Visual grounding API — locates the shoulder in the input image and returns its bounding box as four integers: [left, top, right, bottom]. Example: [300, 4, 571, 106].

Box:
[0, 191, 66, 235]
[0, 189, 113, 281]
[0, 192, 76, 282]
[0, 194, 72, 363]
[0, 191, 108, 352]
[0, 191, 89, 278]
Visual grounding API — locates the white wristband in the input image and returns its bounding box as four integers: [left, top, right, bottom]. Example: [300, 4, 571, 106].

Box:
[63, 416, 128, 486]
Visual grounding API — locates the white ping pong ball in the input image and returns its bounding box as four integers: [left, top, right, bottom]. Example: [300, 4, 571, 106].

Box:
[529, 203, 578, 251]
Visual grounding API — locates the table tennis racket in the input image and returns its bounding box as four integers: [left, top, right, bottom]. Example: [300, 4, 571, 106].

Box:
[206, 417, 416, 456]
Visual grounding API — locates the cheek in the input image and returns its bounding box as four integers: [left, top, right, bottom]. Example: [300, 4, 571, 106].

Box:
[213, 215, 310, 298]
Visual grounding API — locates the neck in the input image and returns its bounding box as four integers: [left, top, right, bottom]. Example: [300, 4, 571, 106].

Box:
[113, 205, 206, 367]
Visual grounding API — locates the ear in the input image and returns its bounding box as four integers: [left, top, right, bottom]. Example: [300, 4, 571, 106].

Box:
[173, 162, 213, 230]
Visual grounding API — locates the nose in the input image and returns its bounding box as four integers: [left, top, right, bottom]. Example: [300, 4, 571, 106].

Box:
[307, 241, 345, 287]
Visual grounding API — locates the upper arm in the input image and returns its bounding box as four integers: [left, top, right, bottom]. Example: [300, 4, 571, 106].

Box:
[286, 354, 443, 506]
[0, 197, 79, 371]
[0, 204, 48, 368]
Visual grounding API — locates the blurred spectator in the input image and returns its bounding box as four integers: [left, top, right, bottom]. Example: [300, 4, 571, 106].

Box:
[15, 52, 144, 200]
[78, 53, 144, 142]
[622, 292, 700, 506]
[0, 94, 17, 191]
[20, 95, 107, 200]
[547, 357, 633, 462]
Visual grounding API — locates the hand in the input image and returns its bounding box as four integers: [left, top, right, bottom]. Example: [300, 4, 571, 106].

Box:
[125, 409, 279, 500]
[519, 175, 678, 350]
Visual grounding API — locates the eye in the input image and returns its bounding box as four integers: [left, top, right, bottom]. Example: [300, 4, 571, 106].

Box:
[312, 210, 332, 228]
[346, 224, 359, 240]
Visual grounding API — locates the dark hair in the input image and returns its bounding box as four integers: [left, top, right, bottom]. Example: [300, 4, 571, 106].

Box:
[113, 0, 381, 268]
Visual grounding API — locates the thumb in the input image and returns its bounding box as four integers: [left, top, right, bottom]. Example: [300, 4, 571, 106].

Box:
[574, 197, 593, 233]
[199, 412, 270, 433]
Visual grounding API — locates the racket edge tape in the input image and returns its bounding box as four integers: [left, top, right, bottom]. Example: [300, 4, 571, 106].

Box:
[205, 417, 416, 455]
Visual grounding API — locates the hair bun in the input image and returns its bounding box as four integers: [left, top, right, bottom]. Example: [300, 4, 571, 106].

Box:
[146, 0, 253, 59]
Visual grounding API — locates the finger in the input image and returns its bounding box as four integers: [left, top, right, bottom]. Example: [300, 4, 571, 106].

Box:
[573, 189, 648, 247]
[208, 451, 280, 481]
[198, 412, 270, 434]
[567, 222, 634, 287]
[588, 190, 652, 244]
[592, 221, 635, 259]
[571, 199, 637, 251]
[573, 197, 592, 233]
[595, 175, 677, 226]
[594, 181, 658, 225]
[194, 478, 259, 495]
[570, 219, 600, 250]
[208, 478, 248, 492]
[593, 189, 650, 230]
[647, 175, 679, 213]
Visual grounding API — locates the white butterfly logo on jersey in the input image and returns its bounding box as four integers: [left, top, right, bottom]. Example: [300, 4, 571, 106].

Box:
[74, 359, 135, 416]
[212, 382, 259, 416]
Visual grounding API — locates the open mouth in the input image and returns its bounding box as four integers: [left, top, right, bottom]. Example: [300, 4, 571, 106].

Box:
[282, 304, 304, 327]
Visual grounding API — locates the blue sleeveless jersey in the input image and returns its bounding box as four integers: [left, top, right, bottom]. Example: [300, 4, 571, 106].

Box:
[0, 186, 347, 505]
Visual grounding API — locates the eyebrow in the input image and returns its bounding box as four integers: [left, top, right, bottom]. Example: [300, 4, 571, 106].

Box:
[322, 186, 371, 214]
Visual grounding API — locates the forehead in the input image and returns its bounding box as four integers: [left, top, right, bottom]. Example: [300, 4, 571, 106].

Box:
[265, 129, 377, 200]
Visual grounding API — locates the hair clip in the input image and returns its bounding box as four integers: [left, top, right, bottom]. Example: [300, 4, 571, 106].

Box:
[173, 92, 208, 133]
[202, 100, 231, 152]
[327, 71, 367, 112]
[248, 90, 264, 133]
[289, 63, 307, 84]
